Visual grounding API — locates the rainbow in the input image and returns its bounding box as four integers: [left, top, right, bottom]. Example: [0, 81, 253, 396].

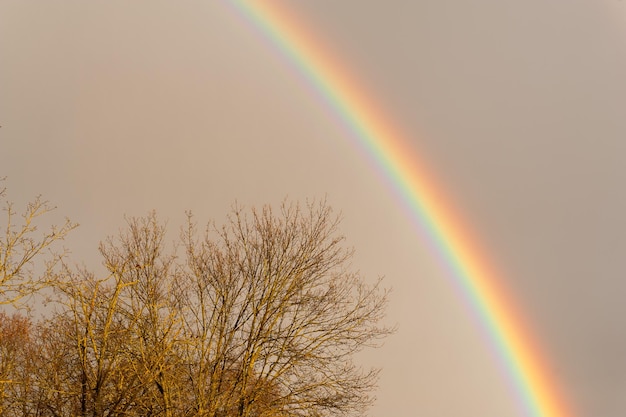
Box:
[227, 2, 573, 417]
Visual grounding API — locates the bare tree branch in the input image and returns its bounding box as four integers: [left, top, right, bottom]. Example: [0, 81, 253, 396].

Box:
[0, 179, 78, 307]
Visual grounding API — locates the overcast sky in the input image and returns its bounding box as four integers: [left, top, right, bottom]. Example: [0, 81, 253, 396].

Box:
[2, 1, 626, 416]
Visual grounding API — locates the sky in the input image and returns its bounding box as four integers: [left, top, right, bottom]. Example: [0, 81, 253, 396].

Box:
[2, 1, 626, 416]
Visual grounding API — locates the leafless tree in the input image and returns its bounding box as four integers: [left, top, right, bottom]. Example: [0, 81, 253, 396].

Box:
[175, 200, 393, 417]
[0, 179, 77, 307]
[41, 255, 169, 417]
[97, 213, 184, 417]
[4, 199, 392, 417]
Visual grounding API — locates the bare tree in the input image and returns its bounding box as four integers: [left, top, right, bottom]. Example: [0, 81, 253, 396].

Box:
[98, 213, 184, 417]
[0, 180, 77, 307]
[5, 200, 392, 417]
[41, 245, 175, 417]
[176, 200, 393, 417]
[35, 213, 187, 417]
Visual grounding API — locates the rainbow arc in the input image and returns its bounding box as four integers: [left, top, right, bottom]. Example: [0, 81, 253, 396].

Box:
[229, 2, 573, 417]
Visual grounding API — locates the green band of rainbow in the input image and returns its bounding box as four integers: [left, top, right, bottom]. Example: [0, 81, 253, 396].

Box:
[228, 2, 573, 417]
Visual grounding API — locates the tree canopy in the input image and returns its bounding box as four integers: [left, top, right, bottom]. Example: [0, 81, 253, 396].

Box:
[0, 188, 392, 417]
